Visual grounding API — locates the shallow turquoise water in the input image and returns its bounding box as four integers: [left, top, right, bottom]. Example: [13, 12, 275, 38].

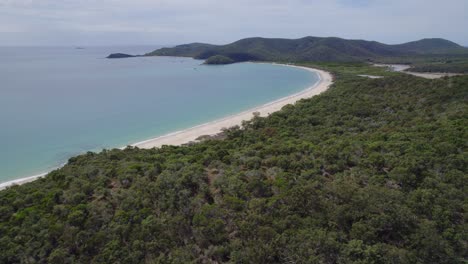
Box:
[0, 46, 318, 183]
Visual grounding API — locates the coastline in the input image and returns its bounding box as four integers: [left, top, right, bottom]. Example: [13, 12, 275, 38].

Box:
[0, 64, 333, 190]
[133, 65, 333, 149]
[0, 172, 48, 190]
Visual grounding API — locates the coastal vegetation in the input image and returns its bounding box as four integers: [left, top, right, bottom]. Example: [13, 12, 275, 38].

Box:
[407, 61, 468, 74]
[377, 54, 468, 74]
[203, 55, 235, 65]
[1, 63, 466, 263]
[145, 37, 468, 72]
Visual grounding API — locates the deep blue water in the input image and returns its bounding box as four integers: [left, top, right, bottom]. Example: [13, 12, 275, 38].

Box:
[0, 46, 318, 183]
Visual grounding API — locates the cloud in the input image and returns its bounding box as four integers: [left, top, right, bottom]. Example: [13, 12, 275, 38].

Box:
[0, 0, 467, 45]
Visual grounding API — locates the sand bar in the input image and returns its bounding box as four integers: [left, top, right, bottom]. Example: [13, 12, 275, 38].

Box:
[0, 64, 333, 190]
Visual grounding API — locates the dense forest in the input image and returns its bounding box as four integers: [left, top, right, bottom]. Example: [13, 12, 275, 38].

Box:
[376, 55, 468, 74]
[408, 61, 468, 74]
[0, 63, 467, 263]
[203, 55, 235, 65]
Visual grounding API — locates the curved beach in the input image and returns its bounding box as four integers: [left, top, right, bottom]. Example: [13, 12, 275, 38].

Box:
[0, 65, 333, 190]
[133, 65, 333, 149]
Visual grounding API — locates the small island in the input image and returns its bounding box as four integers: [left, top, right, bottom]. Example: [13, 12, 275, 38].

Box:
[106, 53, 137, 59]
[203, 55, 235, 65]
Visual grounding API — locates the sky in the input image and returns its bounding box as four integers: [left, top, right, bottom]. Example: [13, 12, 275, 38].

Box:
[0, 0, 467, 46]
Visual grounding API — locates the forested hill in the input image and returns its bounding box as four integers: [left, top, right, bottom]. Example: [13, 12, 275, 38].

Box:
[1, 63, 467, 263]
[146, 37, 468, 64]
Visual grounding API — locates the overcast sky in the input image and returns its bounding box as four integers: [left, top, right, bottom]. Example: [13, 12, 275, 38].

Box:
[1, 0, 467, 46]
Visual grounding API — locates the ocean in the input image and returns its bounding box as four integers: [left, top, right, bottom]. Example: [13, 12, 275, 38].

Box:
[0, 46, 318, 183]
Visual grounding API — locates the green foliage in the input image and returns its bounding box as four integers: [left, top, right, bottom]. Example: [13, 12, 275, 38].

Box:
[203, 55, 235, 65]
[0, 64, 467, 263]
[409, 60, 468, 73]
[146, 36, 468, 70]
[374, 53, 468, 73]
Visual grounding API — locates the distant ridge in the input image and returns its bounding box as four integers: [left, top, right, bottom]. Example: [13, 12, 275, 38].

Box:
[392, 38, 464, 53]
[145, 36, 468, 64]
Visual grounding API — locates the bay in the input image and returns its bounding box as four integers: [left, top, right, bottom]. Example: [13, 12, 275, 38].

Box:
[0, 46, 318, 183]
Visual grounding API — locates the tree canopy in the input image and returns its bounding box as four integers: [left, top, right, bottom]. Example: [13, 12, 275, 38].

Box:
[0, 63, 466, 263]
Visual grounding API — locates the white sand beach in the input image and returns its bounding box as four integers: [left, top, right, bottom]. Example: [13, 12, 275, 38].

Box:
[0, 172, 48, 190]
[0, 64, 333, 190]
[133, 65, 333, 149]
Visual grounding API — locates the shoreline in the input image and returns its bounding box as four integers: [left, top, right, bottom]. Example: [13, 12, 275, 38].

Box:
[0, 172, 49, 190]
[132, 64, 332, 148]
[0, 64, 333, 190]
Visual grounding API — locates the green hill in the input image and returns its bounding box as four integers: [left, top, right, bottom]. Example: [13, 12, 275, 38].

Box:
[149, 42, 217, 58]
[146, 36, 468, 64]
[203, 55, 235, 65]
[393, 38, 467, 54]
[1, 63, 466, 263]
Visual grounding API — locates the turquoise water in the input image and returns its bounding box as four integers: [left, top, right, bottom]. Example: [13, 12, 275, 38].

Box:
[0, 46, 318, 183]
